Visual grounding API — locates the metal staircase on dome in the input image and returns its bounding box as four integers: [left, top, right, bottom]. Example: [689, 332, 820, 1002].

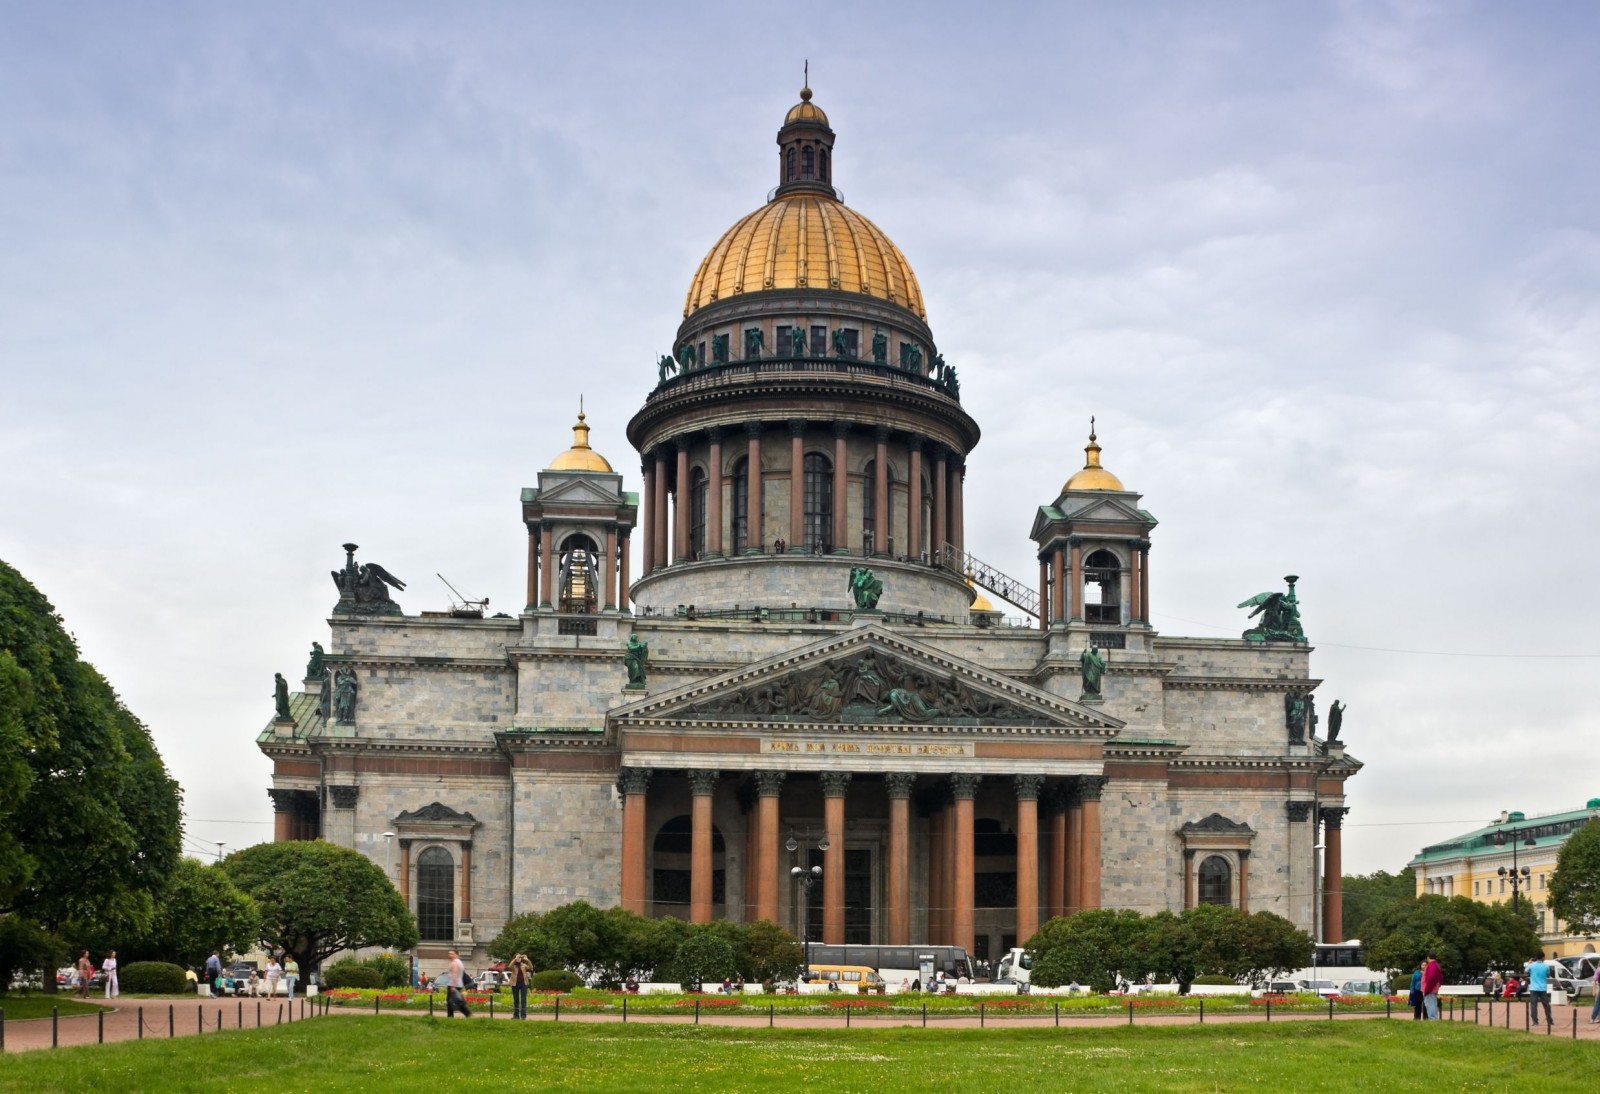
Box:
[938, 544, 1040, 621]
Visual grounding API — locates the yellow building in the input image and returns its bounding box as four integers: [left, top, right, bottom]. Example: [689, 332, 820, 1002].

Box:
[1409, 802, 1600, 959]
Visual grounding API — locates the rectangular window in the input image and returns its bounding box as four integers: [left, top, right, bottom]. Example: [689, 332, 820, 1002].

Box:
[810, 325, 827, 356]
[1473, 881, 1479, 895]
[698, 341, 706, 368]
[776, 325, 791, 356]
[899, 341, 911, 366]
[841, 328, 859, 358]
[1500, 878, 1506, 894]
[1539, 874, 1546, 889]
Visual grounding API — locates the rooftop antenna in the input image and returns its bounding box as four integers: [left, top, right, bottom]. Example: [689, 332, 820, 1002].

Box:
[436, 573, 489, 617]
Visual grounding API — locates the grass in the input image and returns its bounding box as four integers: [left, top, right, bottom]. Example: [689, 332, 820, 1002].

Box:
[0, 996, 105, 1021]
[0, 1014, 1595, 1092]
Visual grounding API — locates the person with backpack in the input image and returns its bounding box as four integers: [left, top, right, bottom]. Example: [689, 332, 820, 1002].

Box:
[445, 950, 472, 1018]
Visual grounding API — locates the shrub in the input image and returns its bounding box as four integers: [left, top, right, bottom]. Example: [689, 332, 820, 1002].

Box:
[322, 961, 382, 990]
[364, 953, 411, 988]
[122, 961, 187, 994]
[530, 969, 582, 992]
[1192, 975, 1237, 986]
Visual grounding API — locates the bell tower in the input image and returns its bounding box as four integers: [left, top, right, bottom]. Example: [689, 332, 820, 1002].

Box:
[775, 75, 837, 198]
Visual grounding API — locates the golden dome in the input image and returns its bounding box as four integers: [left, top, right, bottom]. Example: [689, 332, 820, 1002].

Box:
[785, 85, 829, 127]
[684, 192, 925, 320]
[548, 409, 614, 472]
[1062, 421, 1125, 492]
[966, 575, 995, 613]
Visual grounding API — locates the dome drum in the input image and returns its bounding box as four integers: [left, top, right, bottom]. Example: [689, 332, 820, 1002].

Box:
[631, 553, 976, 620]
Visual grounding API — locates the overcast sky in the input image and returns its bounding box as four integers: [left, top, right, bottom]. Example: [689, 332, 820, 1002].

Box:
[3, 1, 1597, 877]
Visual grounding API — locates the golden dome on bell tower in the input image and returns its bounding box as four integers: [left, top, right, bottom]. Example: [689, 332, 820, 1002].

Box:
[548, 405, 614, 473]
[1061, 419, 1126, 492]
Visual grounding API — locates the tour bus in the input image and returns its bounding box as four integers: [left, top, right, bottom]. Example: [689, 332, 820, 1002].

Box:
[803, 945, 974, 987]
[1286, 941, 1387, 994]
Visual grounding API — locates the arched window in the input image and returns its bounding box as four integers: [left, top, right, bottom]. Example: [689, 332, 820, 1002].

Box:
[1083, 548, 1122, 625]
[1198, 856, 1232, 906]
[786, 147, 796, 180]
[862, 460, 876, 554]
[651, 814, 725, 912]
[689, 468, 708, 559]
[819, 148, 829, 183]
[416, 846, 455, 941]
[559, 534, 599, 614]
[802, 146, 814, 179]
[803, 452, 832, 551]
[732, 457, 749, 553]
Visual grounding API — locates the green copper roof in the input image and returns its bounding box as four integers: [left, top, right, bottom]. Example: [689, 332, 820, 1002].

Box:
[1409, 803, 1600, 866]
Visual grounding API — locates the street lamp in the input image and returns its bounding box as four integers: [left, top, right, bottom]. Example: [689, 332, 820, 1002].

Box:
[383, 831, 397, 880]
[1493, 826, 1537, 914]
[1312, 842, 1326, 983]
[787, 831, 831, 979]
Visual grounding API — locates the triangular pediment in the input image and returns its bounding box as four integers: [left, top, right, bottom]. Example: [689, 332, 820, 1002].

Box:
[1058, 495, 1150, 523]
[535, 476, 622, 507]
[612, 625, 1122, 733]
[394, 801, 478, 824]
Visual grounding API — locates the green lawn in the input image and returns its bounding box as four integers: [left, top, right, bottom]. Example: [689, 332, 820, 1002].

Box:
[0, 1016, 1595, 1092]
[0, 996, 105, 1021]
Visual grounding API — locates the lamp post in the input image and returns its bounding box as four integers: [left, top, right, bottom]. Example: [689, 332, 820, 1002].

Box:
[383, 831, 397, 880]
[1312, 842, 1325, 978]
[787, 831, 830, 978]
[1492, 826, 1537, 914]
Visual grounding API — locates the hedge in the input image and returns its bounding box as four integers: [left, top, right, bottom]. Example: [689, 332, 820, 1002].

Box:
[530, 969, 582, 992]
[323, 962, 383, 990]
[121, 962, 187, 995]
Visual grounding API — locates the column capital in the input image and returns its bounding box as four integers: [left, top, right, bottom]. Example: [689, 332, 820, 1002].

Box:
[832, 420, 852, 438]
[616, 767, 652, 796]
[1075, 775, 1108, 802]
[267, 788, 298, 813]
[884, 772, 917, 800]
[1319, 805, 1349, 830]
[687, 769, 719, 797]
[398, 838, 412, 850]
[1182, 848, 1196, 860]
[788, 418, 807, 436]
[706, 426, 722, 443]
[1286, 801, 1313, 822]
[905, 434, 923, 454]
[755, 770, 787, 797]
[1067, 534, 1084, 548]
[820, 771, 852, 798]
[328, 785, 359, 809]
[1013, 774, 1045, 801]
[949, 773, 982, 800]
[874, 424, 892, 443]
[674, 436, 690, 453]
[745, 421, 764, 437]
[459, 840, 473, 853]
[1237, 849, 1251, 861]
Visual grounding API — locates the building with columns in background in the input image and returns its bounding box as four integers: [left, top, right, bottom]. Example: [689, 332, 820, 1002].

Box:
[258, 85, 1361, 972]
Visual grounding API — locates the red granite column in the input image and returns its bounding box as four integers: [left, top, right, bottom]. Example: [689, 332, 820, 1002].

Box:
[618, 768, 650, 915]
[821, 772, 850, 942]
[950, 775, 980, 955]
[1139, 541, 1151, 623]
[908, 439, 923, 559]
[1039, 558, 1050, 626]
[1015, 775, 1043, 942]
[640, 462, 656, 574]
[526, 526, 538, 610]
[654, 451, 670, 568]
[952, 462, 965, 555]
[459, 841, 473, 923]
[746, 424, 763, 553]
[270, 789, 294, 842]
[1051, 547, 1065, 626]
[675, 442, 690, 562]
[1128, 542, 1143, 623]
[873, 427, 890, 556]
[690, 770, 717, 924]
[933, 449, 948, 557]
[1321, 808, 1346, 942]
[707, 429, 724, 558]
[1238, 850, 1251, 913]
[618, 535, 631, 610]
[1078, 777, 1105, 910]
[928, 802, 946, 944]
[604, 528, 617, 610]
[1183, 850, 1195, 909]
[886, 774, 914, 945]
[1046, 792, 1067, 919]
[540, 522, 555, 608]
[788, 420, 805, 551]
[832, 423, 849, 552]
[398, 839, 412, 908]
[1068, 538, 1083, 621]
[1065, 786, 1083, 914]
[755, 771, 785, 923]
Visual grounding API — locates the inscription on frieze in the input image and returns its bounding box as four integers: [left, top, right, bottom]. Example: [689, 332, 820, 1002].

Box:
[760, 738, 974, 758]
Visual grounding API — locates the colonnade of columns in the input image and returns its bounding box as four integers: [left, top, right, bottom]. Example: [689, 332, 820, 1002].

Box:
[1037, 536, 1150, 627]
[524, 519, 629, 612]
[616, 768, 1108, 952]
[635, 422, 967, 568]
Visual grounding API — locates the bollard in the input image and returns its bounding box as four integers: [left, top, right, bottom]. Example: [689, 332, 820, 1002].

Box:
[1199, 999, 1204, 1025]
[622, 997, 627, 1023]
[257, 1001, 262, 1027]
[1055, 1002, 1059, 1028]
[137, 1006, 143, 1040]
[1266, 999, 1271, 1022]
[1474, 999, 1479, 1024]
[978, 1003, 983, 1028]
[375, 995, 380, 1015]
[1129, 1000, 1134, 1026]
[429, 993, 434, 1018]
[922, 1003, 927, 1029]
[52, 1007, 58, 1048]
[1328, 998, 1334, 1021]
[99, 1009, 104, 1044]
[694, 999, 700, 1026]
[846, 1003, 851, 1029]
[277, 1004, 283, 1025]
[1574, 1009, 1578, 1040]
[168, 1004, 174, 1038]
[489, 996, 494, 1019]
[554, 996, 560, 1022]
[769, 1004, 774, 1028]
[198, 1005, 203, 1034]
[0, 1005, 4, 1051]
[217, 1009, 222, 1031]
[1384, 997, 1388, 1019]
[238, 1000, 243, 1029]
[1524, 1003, 1529, 1032]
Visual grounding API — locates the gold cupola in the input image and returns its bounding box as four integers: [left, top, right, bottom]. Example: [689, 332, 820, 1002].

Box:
[1061, 420, 1125, 492]
[548, 408, 614, 473]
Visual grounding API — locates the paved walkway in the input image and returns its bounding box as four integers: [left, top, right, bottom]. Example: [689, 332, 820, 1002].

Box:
[2, 995, 1595, 1053]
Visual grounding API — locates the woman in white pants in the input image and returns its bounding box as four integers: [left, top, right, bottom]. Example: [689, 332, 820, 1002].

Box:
[102, 951, 119, 998]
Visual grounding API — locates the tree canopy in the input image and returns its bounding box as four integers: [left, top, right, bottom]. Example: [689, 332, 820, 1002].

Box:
[1548, 819, 1600, 936]
[0, 559, 182, 945]
[1339, 868, 1416, 942]
[224, 840, 417, 972]
[1361, 893, 1540, 982]
[102, 857, 258, 969]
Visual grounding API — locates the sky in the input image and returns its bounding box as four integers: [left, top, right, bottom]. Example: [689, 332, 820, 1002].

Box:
[2, 1, 1597, 877]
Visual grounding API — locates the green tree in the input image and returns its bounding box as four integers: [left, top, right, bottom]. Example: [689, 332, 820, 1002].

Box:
[1362, 894, 1540, 982]
[1025, 909, 1152, 992]
[110, 858, 258, 969]
[1145, 904, 1259, 991]
[224, 840, 417, 974]
[1240, 911, 1315, 985]
[1339, 868, 1416, 941]
[1549, 820, 1600, 935]
[738, 919, 803, 983]
[660, 932, 738, 986]
[0, 561, 183, 972]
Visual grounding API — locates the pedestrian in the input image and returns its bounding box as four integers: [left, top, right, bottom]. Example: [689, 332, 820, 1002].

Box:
[1408, 964, 1424, 1020]
[204, 951, 223, 995]
[76, 951, 94, 1000]
[508, 952, 533, 1020]
[102, 950, 119, 999]
[284, 955, 300, 1001]
[1526, 955, 1554, 1029]
[1589, 962, 1600, 1024]
[247, 970, 260, 997]
[1503, 973, 1519, 1000]
[445, 949, 472, 1018]
[265, 955, 282, 998]
[1421, 952, 1443, 1020]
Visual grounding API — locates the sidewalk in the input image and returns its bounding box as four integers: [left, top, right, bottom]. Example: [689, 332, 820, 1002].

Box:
[0, 994, 319, 1053]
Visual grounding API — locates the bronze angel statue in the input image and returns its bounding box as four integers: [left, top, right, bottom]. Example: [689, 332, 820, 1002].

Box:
[331, 544, 406, 615]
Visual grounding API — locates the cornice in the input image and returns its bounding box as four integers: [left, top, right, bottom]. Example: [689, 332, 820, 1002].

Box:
[620, 718, 1117, 740]
[1163, 675, 1323, 692]
[326, 654, 513, 673]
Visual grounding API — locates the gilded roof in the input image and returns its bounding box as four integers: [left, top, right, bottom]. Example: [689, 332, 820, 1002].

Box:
[683, 191, 926, 321]
[1062, 424, 1126, 493]
[549, 411, 614, 472]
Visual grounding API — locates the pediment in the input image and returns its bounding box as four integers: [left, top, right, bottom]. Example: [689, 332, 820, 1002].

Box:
[1180, 813, 1255, 836]
[1058, 495, 1150, 523]
[536, 476, 622, 507]
[613, 625, 1121, 732]
[395, 801, 478, 825]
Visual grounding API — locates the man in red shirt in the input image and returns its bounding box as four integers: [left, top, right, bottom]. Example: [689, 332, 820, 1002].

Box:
[1421, 952, 1444, 1019]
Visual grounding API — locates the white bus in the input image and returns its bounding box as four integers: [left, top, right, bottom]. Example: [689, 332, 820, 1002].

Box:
[1285, 941, 1388, 995]
[803, 944, 974, 987]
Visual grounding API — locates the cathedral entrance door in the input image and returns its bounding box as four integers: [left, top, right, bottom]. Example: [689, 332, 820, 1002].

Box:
[807, 847, 873, 944]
